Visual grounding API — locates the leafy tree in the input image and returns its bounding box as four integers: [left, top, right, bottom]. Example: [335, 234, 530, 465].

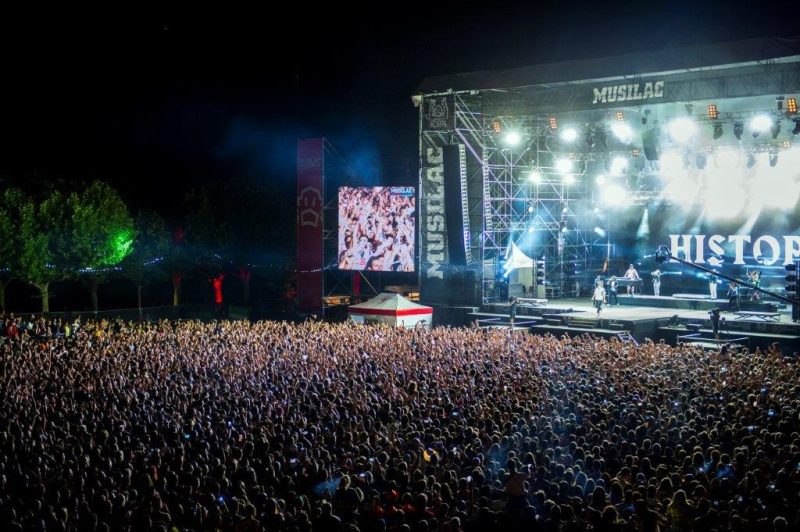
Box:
[122, 211, 170, 311]
[18, 190, 70, 312]
[0, 188, 25, 312]
[67, 181, 134, 311]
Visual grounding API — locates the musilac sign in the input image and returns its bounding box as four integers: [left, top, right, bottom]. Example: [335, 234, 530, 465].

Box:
[593, 81, 664, 105]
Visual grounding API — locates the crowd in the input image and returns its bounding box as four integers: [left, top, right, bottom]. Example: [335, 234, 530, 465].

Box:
[337, 187, 415, 272]
[1, 314, 799, 531]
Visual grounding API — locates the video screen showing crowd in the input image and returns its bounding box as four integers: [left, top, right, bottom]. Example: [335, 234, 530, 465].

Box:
[338, 187, 415, 272]
[590, 262, 760, 315]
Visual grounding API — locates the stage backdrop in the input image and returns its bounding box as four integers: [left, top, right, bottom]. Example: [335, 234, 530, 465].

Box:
[296, 139, 324, 314]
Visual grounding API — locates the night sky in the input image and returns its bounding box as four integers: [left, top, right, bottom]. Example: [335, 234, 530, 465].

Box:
[0, 1, 797, 227]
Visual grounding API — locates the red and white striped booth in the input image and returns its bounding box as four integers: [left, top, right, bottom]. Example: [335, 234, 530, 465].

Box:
[348, 293, 433, 329]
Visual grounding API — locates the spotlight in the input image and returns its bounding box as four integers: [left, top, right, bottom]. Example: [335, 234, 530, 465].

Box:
[777, 96, 785, 111]
[695, 153, 707, 170]
[528, 226, 534, 233]
[769, 149, 778, 167]
[563, 174, 576, 185]
[548, 116, 558, 130]
[491, 119, 502, 133]
[562, 206, 569, 214]
[503, 131, 522, 146]
[668, 117, 698, 144]
[611, 122, 634, 144]
[594, 227, 607, 237]
[788, 97, 798, 115]
[601, 184, 628, 206]
[793, 119, 800, 136]
[746, 153, 756, 169]
[595, 175, 606, 185]
[555, 159, 573, 174]
[609, 156, 628, 175]
[615, 111, 625, 122]
[707, 104, 719, 120]
[771, 120, 781, 139]
[750, 114, 772, 137]
[713, 123, 723, 140]
[561, 226, 569, 233]
[528, 169, 542, 183]
[561, 128, 578, 142]
[733, 122, 744, 140]
[527, 205, 534, 213]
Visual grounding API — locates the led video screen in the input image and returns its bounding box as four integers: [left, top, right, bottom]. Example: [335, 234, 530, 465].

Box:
[338, 186, 415, 271]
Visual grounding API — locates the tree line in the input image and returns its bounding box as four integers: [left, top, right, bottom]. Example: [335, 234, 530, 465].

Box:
[0, 178, 293, 313]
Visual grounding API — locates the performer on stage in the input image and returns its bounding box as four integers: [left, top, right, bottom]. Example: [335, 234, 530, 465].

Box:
[747, 269, 761, 301]
[707, 270, 719, 299]
[592, 282, 606, 315]
[651, 269, 662, 297]
[728, 281, 740, 310]
[608, 276, 619, 306]
[509, 296, 518, 329]
[624, 264, 640, 296]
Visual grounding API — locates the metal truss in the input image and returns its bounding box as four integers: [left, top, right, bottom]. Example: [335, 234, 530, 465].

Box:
[449, 109, 599, 303]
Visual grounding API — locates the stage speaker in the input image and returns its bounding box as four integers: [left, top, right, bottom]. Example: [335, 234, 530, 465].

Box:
[642, 128, 661, 161]
[442, 144, 467, 266]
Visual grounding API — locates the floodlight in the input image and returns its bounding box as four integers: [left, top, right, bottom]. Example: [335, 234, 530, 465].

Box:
[609, 156, 628, 176]
[555, 159, 573, 174]
[611, 122, 634, 144]
[528, 169, 542, 183]
[561, 128, 578, 142]
[750, 114, 771, 137]
[667, 117, 698, 144]
[503, 131, 522, 146]
[563, 174, 576, 185]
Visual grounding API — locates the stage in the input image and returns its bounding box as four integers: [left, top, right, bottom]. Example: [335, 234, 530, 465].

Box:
[467, 296, 800, 352]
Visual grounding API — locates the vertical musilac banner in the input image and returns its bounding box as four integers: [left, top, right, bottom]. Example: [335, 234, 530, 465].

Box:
[419, 95, 454, 304]
[296, 138, 324, 314]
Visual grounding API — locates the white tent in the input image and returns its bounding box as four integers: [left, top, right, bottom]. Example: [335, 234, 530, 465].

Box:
[503, 241, 533, 276]
[348, 293, 433, 328]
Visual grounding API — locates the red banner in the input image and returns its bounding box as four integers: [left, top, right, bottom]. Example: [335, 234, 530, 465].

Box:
[296, 139, 324, 314]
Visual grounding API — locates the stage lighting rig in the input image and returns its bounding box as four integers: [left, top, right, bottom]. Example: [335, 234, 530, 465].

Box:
[503, 131, 522, 146]
[750, 114, 771, 138]
[707, 104, 719, 120]
[668, 117, 698, 144]
[615, 111, 625, 122]
[611, 122, 634, 144]
[556, 159, 573, 174]
[491, 119, 502, 133]
[548, 116, 558, 130]
[561, 128, 578, 142]
[733, 122, 744, 140]
[787, 97, 798, 115]
[771, 120, 781, 139]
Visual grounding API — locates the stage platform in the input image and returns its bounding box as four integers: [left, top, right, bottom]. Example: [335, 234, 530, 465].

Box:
[468, 297, 800, 352]
[615, 294, 776, 313]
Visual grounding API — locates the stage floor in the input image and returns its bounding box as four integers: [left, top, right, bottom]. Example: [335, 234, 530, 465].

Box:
[547, 298, 793, 324]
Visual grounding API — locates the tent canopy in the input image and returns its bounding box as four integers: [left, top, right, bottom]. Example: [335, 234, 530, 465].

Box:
[348, 293, 432, 316]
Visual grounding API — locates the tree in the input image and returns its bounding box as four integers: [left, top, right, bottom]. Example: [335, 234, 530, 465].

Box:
[18, 190, 70, 312]
[122, 211, 170, 311]
[0, 188, 25, 312]
[67, 181, 134, 312]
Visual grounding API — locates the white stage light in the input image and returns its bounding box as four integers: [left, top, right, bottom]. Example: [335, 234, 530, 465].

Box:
[595, 175, 606, 185]
[609, 156, 628, 176]
[556, 159, 573, 174]
[528, 169, 542, 183]
[668, 117, 699, 144]
[527, 226, 534, 233]
[610, 123, 634, 144]
[750, 115, 771, 136]
[601, 184, 628, 206]
[561, 128, 578, 142]
[593, 227, 607, 237]
[527, 205, 534, 213]
[563, 174, 577, 185]
[503, 131, 522, 146]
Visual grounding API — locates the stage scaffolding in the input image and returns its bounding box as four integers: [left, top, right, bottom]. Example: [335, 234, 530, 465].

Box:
[447, 95, 601, 303]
